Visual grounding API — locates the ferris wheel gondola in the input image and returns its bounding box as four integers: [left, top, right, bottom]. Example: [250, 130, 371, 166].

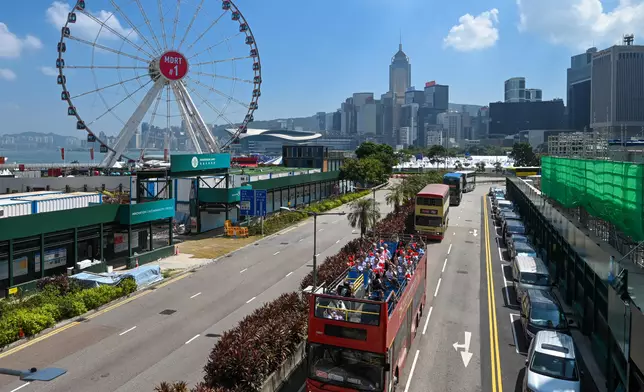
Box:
[56, 0, 262, 167]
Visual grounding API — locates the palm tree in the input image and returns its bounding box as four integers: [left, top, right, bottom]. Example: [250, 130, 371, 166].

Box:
[385, 183, 405, 213]
[347, 198, 380, 238]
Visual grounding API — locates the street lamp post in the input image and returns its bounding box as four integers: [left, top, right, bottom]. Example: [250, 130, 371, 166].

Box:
[281, 207, 346, 291]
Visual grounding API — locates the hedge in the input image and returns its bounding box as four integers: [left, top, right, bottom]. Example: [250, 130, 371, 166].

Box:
[0, 275, 137, 347]
[247, 190, 370, 236]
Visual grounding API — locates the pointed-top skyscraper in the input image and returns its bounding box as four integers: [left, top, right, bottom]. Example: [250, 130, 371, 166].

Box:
[389, 41, 411, 100]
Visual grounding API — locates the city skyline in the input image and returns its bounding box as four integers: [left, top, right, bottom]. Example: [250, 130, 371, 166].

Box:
[1, 0, 644, 137]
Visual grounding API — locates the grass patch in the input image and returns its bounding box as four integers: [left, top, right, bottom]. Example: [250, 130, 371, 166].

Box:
[178, 236, 259, 259]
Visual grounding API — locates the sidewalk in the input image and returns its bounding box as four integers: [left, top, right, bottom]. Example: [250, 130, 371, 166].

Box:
[553, 288, 607, 392]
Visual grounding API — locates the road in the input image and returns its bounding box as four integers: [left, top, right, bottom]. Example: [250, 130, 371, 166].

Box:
[399, 183, 488, 392]
[0, 189, 392, 392]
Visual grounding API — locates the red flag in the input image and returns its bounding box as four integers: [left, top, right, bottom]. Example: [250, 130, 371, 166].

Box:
[90, 148, 94, 160]
[61, 148, 65, 160]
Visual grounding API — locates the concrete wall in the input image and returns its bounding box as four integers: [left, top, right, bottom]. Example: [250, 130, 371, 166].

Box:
[0, 176, 130, 193]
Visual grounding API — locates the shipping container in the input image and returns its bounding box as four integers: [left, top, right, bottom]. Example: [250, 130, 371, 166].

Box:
[19, 192, 102, 213]
[0, 190, 63, 200]
[0, 199, 32, 218]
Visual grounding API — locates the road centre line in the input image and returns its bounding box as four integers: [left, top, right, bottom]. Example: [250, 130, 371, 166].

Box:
[240, 268, 248, 274]
[246, 296, 256, 304]
[403, 350, 420, 392]
[185, 334, 200, 345]
[319, 229, 324, 232]
[119, 326, 137, 336]
[273, 251, 280, 256]
[336, 239, 340, 244]
[10, 383, 30, 392]
[285, 272, 293, 278]
[434, 278, 442, 297]
[299, 238, 304, 242]
[442, 258, 448, 273]
[422, 306, 433, 335]
[190, 292, 202, 299]
[447, 243, 452, 255]
[484, 196, 504, 392]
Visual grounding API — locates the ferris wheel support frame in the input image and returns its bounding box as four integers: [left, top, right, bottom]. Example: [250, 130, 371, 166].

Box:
[177, 81, 220, 152]
[100, 79, 165, 168]
[171, 83, 204, 154]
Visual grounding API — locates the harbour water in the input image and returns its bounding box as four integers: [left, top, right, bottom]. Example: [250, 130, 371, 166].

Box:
[0, 149, 165, 164]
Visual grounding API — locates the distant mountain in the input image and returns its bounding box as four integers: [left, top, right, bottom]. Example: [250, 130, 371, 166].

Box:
[0, 131, 82, 147]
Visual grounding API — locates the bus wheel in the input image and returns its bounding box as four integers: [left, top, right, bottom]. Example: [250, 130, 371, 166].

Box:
[415, 314, 420, 329]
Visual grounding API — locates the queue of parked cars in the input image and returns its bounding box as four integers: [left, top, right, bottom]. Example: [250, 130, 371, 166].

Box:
[488, 186, 583, 392]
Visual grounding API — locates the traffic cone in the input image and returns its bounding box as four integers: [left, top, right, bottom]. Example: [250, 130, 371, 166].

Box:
[135, 258, 139, 268]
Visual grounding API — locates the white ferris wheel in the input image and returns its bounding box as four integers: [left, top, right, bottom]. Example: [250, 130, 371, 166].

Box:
[55, 0, 262, 167]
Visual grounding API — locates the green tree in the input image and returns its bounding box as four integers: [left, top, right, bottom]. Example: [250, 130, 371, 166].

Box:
[347, 198, 380, 237]
[355, 142, 396, 175]
[340, 157, 388, 187]
[509, 143, 539, 166]
[427, 145, 447, 160]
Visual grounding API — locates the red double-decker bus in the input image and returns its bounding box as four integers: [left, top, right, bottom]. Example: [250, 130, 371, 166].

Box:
[305, 239, 427, 391]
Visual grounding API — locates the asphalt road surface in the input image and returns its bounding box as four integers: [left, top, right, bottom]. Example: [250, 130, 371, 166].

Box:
[399, 183, 488, 392]
[0, 189, 393, 392]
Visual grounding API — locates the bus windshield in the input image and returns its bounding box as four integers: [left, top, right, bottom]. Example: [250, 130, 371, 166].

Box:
[308, 343, 385, 391]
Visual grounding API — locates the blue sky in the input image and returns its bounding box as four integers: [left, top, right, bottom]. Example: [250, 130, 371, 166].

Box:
[1, 0, 643, 137]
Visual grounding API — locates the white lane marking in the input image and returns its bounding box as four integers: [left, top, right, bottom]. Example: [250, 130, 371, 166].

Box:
[442, 258, 448, 273]
[458, 216, 461, 219]
[246, 296, 256, 303]
[404, 350, 420, 392]
[447, 243, 452, 255]
[10, 383, 30, 392]
[510, 313, 521, 354]
[239, 268, 248, 274]
[319, 229, 324, 232]
[299, 238, 304, 242]
[119, 326, 137, 336]
[335, 239, 340, 244]
[422, 306, 433, 335]
[273, 251, 280, 256]
[285, 271, 293, 278]
[453, 232, 456, 235]
[185, 334, 200, 345]
[434, 278, 442, 297]
[190, 292, 202, 299]
[332, 220, 338, 224]
[315, 253, 320, 257]
[498, 246, 503, 261]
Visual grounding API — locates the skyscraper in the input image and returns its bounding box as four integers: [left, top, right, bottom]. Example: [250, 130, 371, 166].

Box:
[590, 39, 644, 138]
[567, 47, 596, 131]
[389, 43, 411, 100]
[504, 77, 526, 102]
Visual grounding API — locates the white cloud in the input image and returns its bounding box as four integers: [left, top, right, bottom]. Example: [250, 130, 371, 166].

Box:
[40, 66, 58, 76]
[444, 9, 500, 51]
[0, 69, 17, 81]
[0, 22, 43, 58]
[517, 0, 644, 49]
[46, 1, 137, 42]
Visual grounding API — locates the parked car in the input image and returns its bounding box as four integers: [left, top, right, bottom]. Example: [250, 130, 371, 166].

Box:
[498, 209, 521, 226]
[489, 187, 504, 198]
[502, 218, 527, 245]
[512, 255, 550, 302]
[508, 239, 537, 259]
[523, 331, 581, 392]
[520, 289, 569, 342]
[510, 233, 531, 244]
[492, 198, 509, 217]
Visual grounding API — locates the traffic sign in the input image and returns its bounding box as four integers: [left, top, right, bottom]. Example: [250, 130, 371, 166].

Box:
[255, 190, 267, 217]
[240, 189, 255, 216]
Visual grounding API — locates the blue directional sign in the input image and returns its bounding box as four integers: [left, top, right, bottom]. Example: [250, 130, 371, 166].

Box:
[240, 189, 255, 216]
[255, 190, 267, 217]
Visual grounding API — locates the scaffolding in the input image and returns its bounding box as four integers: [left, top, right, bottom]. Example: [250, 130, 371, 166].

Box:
[547, 130, 609, 158]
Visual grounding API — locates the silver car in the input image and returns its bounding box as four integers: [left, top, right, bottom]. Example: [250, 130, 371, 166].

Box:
[523, 331, 581, 392]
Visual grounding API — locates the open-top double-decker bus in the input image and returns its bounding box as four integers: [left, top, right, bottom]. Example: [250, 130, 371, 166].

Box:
[306, 237, 428, 392]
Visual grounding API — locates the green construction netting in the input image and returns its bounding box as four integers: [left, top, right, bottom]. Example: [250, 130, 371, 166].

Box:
[541, 156, 644, 241]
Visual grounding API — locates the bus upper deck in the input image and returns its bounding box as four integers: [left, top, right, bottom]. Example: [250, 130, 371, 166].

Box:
[455, 170, 476, 192]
